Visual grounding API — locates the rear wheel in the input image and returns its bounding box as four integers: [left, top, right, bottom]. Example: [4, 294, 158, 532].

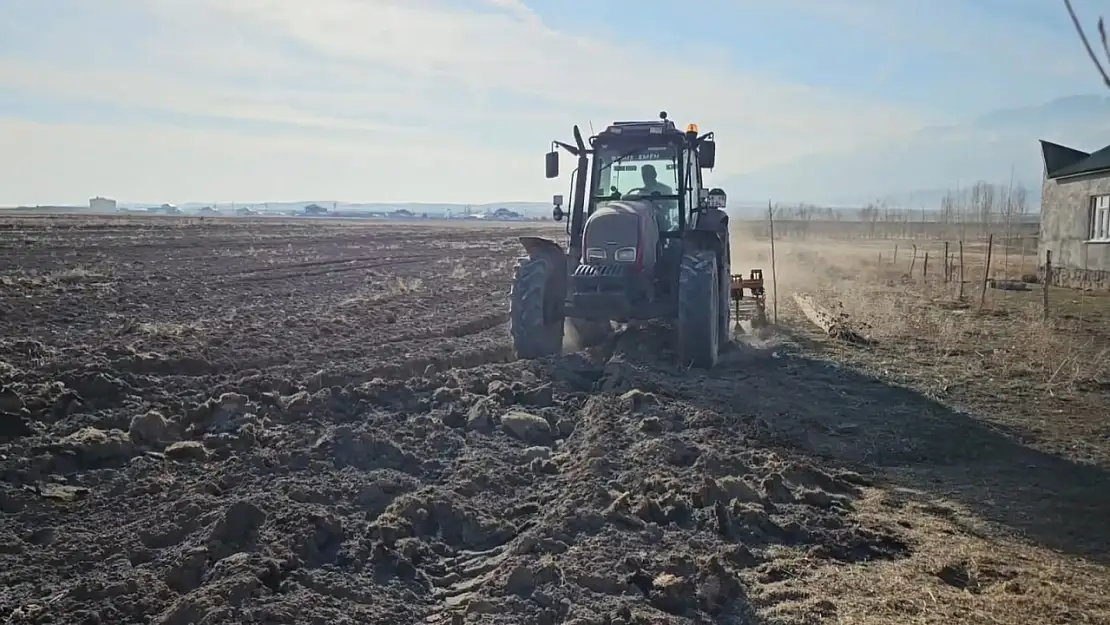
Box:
[677, 250, 721, 368]
[718, 256, 732, 344]
[509, 256, 565, 359]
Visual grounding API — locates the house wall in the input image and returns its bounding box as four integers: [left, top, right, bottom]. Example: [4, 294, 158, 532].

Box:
[1039, 171, 1110, 288]
[89, 197, 116, 212]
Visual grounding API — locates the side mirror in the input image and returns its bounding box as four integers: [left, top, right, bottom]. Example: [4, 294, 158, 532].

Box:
[545, 151, 559, 179]
[553, 206, 564, 221]
[707, 188, 727, 209]
[699, 141, 716, 169]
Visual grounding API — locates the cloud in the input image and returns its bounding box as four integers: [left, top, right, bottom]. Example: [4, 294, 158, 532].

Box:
[0, 0, 933, 204]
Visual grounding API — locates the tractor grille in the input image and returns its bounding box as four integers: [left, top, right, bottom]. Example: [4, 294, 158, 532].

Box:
[573, 263, 631, 277]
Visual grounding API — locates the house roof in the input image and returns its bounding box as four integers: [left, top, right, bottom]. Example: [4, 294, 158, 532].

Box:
[1041, 139, 1110, 179]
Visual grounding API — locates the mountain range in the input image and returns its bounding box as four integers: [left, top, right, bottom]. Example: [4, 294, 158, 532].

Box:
[719, 94, 1110, 210]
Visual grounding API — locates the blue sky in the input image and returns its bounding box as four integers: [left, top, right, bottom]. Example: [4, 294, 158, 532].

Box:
[0, 0, 1106, 205]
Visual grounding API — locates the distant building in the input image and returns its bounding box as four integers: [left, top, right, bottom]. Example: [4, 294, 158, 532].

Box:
[89, 196, 116, 211]
[1040, 140, 1110, 288]
[491, 208, 522, 221]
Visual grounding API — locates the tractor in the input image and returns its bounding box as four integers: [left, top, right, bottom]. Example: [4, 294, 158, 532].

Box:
[508, 111, 734, 368]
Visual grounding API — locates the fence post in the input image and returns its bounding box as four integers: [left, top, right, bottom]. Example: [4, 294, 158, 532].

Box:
[943, 242, 950, 283]
[979, 233, 993, 309]
[1043, 249, 1052, 321]
[923, 252, 929, 279]
[768, 201, 779, 325]
[958, 240, 965, 300]
[1020, 236, 1028, 277]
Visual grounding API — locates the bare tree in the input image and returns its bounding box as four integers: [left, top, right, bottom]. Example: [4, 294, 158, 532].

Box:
[1013, 185, 1028, 217]
[980, 181, 996, 237]
[1064, 0, 1110, 89]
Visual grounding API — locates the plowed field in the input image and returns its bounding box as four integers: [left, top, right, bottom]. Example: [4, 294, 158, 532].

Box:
[1, 215, 1107, 625]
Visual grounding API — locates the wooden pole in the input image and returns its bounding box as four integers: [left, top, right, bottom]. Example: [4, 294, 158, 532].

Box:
[768, 200, 779, 325]
[923, 251, 929, 279]
[1020, 236, 1028, 277]
[943, 242, 950, 283]
[979, 233, 993, 309]
[1043, 249, 1052, 321]
[958, 240, 965, 300]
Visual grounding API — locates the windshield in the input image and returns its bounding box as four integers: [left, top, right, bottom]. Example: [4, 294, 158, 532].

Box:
[593, 144, 681, 230]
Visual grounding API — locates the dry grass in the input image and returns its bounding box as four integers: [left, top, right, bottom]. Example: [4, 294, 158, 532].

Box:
[755, 489, 1110, 625]
[731, 227, 1110, 624]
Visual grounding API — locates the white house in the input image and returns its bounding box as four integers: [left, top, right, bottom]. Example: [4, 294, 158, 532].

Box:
[89, 196, 117, 211]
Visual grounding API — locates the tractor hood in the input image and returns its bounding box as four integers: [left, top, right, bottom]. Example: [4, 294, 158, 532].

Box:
[582, 200, 659, 268]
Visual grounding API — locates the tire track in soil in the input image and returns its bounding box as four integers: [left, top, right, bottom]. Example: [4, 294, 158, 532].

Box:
[211, 255, 442, 285]
[203, 253, 441, 279]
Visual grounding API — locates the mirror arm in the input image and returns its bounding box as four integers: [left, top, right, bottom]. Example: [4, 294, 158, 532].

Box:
[554, 141, 579, 157]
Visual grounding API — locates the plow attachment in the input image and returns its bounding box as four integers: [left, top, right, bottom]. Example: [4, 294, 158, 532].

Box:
[730, 269, 768, 329]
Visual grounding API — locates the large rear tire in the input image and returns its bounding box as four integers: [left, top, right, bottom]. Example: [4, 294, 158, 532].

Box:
[509, 256, 565, 359]
[677, 250, 721, 368]
[718, 255, 732, 345]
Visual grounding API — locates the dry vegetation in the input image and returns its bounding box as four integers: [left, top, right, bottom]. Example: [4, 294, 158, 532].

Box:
[731, 225, 1110, 624]
[0, 214, 1106, 625]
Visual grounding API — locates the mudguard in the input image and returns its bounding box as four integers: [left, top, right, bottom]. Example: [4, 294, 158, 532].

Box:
[682, 229, 724, 254]
[694, 208, 729, 232]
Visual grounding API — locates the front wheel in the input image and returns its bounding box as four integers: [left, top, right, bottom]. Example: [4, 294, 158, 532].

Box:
[677, 250, 721, 368]
[509, 256, 565, 359]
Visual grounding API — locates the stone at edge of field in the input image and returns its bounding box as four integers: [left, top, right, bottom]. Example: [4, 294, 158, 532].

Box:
[501, 411, 553, 445]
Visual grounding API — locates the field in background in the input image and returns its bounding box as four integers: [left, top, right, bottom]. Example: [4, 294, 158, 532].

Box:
[0, 213, 1106, 625]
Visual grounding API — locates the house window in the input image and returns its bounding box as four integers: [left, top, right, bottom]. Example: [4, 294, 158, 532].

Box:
[1091, 195, 1110, 242]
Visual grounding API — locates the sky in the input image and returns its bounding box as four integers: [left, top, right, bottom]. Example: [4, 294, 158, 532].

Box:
[1, 0, 1108, 206]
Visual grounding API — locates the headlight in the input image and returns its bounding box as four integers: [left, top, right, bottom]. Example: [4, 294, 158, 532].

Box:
[613, 247, 637, 262]
[585, 248, 606, 261]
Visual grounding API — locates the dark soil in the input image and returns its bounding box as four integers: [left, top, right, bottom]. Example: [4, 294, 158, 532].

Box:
[0, 217, 922, 624]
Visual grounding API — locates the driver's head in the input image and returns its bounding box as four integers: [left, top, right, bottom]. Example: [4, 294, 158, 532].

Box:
[641, 164, 658, 184]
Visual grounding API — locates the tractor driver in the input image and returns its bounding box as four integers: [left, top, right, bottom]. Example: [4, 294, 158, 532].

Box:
[639, 164, 673, 196]
[637, 164, 678, 230]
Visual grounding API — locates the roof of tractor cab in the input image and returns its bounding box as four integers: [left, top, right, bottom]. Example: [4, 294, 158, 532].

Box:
[600, 119, 681, 138]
